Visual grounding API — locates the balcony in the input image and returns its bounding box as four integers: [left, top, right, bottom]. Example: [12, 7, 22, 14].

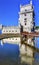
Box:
[20, 9, 33, 14]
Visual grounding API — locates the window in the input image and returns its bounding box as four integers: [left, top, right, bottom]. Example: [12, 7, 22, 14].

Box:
[24, 18, 26, 20]
[25, 23, 26, 25]
[12, 30, 14, 32]
[25, 9, 27, 11]
[24, 14, 26, 16]
[15, 30, 17, 32]
[3, 30, 5, 32]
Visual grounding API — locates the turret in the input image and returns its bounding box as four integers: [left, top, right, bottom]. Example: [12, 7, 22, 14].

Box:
[30, 0, 32, 5]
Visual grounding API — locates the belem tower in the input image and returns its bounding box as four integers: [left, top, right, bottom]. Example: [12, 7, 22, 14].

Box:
[0, 0, 36, 64]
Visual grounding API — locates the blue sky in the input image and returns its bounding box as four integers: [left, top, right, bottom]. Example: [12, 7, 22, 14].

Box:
[0, 0, 39, 26]
[0, 0, 39, 57]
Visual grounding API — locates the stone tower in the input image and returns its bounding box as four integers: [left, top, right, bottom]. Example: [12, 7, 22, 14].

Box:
[19, 2, 34, 32]
[19, 0, 35, 64]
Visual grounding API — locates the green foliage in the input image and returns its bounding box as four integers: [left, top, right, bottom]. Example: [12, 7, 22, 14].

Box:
[35, 26, 39, 29]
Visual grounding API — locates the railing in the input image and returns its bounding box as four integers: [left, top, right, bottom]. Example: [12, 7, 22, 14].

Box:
[0, 32, 39, 40]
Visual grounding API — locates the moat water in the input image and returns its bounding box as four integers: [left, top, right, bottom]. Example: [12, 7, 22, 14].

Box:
[0, 43, 39, 65]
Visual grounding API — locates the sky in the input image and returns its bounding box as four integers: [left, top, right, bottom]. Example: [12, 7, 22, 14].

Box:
[0, 0, 39, 57]
[0, 0, 39, 26]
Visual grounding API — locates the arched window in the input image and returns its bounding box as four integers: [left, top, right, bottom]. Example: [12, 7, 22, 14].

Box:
[12, 38, 14, 40]
[15, 30, 17, 32]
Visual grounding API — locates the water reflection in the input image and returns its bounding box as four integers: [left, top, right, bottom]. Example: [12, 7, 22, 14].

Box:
[0, 53, 39, 65]
[20, 55, 34, 65]
[0, 43, 39, 65]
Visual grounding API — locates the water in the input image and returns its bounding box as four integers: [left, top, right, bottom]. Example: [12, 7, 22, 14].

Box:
[0, 43, 39, 65]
